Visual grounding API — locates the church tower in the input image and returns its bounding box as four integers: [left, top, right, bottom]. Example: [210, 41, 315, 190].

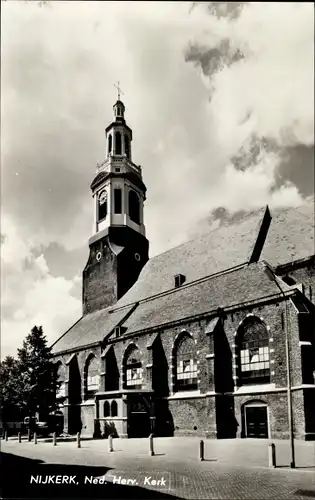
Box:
[83, 91, 149, 315]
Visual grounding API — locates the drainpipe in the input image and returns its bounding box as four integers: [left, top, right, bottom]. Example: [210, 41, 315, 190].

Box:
[268, 266, 295, 468]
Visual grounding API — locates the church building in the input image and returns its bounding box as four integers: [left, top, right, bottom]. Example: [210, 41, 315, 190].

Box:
[52, 97, 315, 441]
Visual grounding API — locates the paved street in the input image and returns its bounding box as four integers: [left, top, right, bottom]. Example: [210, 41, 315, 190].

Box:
[1, 437, 315, 499]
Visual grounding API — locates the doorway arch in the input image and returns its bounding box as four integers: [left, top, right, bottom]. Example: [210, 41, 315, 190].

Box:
[242, 400, 269, 438]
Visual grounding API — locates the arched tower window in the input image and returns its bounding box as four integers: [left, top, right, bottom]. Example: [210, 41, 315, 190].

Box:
[111, 400, 118, 417]
[174, 335, 197, 392]
[124, 345, 143, 390]
[125, 134, 130, 158]
[108, 134, 112, 155]
[128, 190, 140, 225]
[115, 132, 122, 155]
[237, 317, 270, 386]
[98, 190, 107, 221]
[85, 356, 100, 398]
[114, 188, 122, 214]
[103, 401, 110, 417]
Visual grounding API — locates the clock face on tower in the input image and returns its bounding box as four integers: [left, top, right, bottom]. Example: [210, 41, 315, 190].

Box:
[99, 191, 107, 205]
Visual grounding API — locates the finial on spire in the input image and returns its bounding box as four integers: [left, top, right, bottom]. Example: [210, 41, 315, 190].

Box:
[114, 81, 124, 101]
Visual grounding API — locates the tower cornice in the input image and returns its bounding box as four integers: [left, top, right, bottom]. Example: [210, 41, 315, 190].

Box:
[95, 156, 142, 177]
[91, 170, 147, 194]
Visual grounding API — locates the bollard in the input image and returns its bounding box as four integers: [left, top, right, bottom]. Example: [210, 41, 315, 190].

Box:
[34, 432, 37, 445]
[5, 431, 8, 442]
[18, 432, 21, 443]
[108, 434, 114, 452]
[149, 433, 155, 456]
[28, 428, 31, 442]
[53, 432, 57, 446]
[199, 439, 204, 461]
[77, 432, 81, 449]
[268, 442, 276, 468]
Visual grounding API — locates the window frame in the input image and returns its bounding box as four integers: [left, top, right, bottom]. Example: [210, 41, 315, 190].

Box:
[175, 335, 198, 392]
[86, 356, 100, 398]
[128, 190, 140, 225]
[124, 347, 143, 390]
[238, 318, 270, 386]
[114, 188, 122, 214]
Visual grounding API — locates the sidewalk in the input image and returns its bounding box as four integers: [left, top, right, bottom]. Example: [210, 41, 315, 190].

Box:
[4, 435, 315, 469]
[1, 438, 315, 499]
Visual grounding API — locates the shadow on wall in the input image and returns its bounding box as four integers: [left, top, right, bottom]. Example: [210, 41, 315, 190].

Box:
[99, 420, 119, 439]
[68, 355, 82, 435]
[0, 452, 175, 499]
[215, 321, 237, 439]
[152, 335, 175, 437]
[216, 395, 238, 439]
[93, 419, 119, 439]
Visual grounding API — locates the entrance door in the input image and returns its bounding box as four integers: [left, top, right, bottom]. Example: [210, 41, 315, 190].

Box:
[245, 405, 268, 438]
[128, 398, 151, 438]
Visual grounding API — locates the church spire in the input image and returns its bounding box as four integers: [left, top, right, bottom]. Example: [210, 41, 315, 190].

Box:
[83, 91, 149, 315]
[90, 91, 146, 239]
[112, 81, 125, 123]
[114, 81, 123, 101]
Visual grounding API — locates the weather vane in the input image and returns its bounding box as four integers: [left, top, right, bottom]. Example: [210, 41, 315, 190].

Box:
[114, 81, 124, 100]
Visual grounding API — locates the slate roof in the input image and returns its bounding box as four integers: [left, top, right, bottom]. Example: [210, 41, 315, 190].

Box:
[261, 201, 314, 266]
[51, 303, 135, 354]
[51, 200, 314, 354]
[117, 199, 314, 306]
[118, 262, 289, 335]
[117, 207, 267, 306]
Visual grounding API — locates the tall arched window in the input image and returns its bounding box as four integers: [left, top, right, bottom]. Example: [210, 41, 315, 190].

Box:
[125, 134, 130, 158]
[85, 356, 100, 397]
[115, 132, 122, 155]
[56, 362, 66, 399]
[111, 400, 118, 417]
[108, 135, 112, 155]
[237, 317, 270, 386]
[103, 401, 110, 417]
[124, 346, 143, 389]
[175, 335, 198, 392]
[128, 190, 140, 224]
[98, 190, 107, 221]
[114, 188, 122, 214]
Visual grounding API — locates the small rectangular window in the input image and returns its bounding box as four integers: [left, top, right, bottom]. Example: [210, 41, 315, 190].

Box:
[175, 274, 186, 288]
[114, 189, 122, 214]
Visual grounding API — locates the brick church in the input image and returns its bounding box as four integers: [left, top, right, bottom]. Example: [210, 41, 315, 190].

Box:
[52, 97, 315, 441]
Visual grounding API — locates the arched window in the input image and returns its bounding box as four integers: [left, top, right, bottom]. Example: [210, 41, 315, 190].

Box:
[125, 134, 130, 158]
[86, 356, 99, 397]
[103, 401, 110, 417]
[56, 362, 66, 399]
[108, 135, 112, 155]
[98, 190, 107, 221]
[111, 400, 118, 417]
[115, 132, 122, 155]
[175, 335, 198, 392]
[114, 188, 122, 214]
[124, 346, 143, 389]
[237, 317, 270, 386]
[128, 190, 140, 225]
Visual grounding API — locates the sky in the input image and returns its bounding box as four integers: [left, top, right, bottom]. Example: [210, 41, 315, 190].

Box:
[1, 1, 314, 359]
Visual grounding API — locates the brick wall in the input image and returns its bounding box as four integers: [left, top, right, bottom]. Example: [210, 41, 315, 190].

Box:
[53, 272, 313, 439]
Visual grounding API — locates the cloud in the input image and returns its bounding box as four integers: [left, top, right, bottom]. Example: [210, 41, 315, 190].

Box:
[1, 215, 81, 358]
[186, 2, 314, 189]
[1, 1, 314, 356]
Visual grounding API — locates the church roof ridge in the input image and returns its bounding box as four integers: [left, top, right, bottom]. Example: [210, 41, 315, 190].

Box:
[150, 197, 314, 262]
[149, 206, 267, 261]
[110, 262, 248, 313]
